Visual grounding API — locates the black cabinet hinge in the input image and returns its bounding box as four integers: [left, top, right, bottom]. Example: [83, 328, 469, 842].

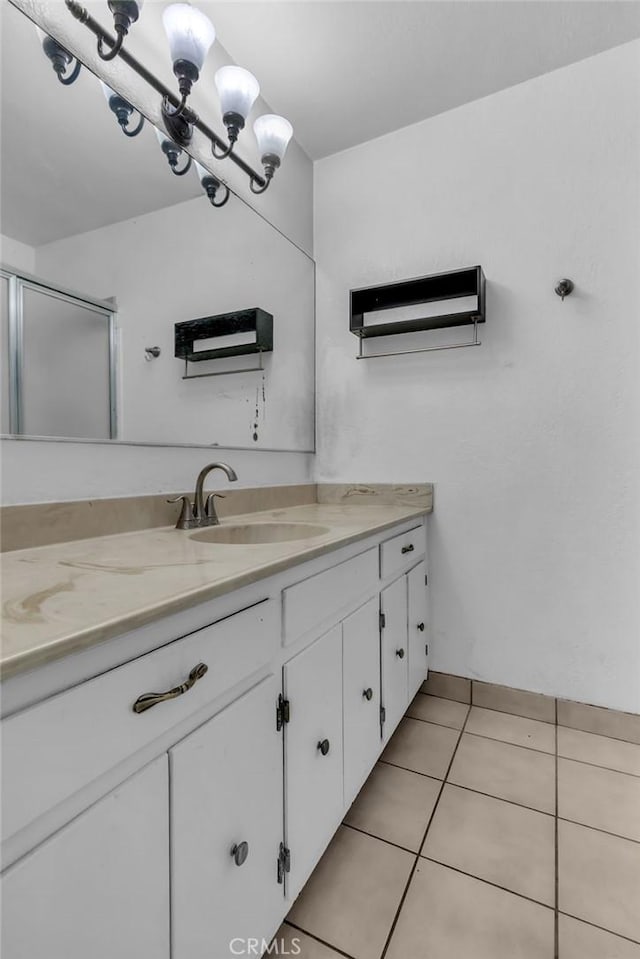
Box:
[379, 611, 386, 630]
[425, 574, 428, 586]
[425, 643, 429, 657]
[277, 843, 291, 884]
[276, 695, 290, 731]
[380, 705, 386, 725]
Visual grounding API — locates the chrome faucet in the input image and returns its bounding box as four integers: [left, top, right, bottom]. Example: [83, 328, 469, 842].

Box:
[169, 462, 238, 530]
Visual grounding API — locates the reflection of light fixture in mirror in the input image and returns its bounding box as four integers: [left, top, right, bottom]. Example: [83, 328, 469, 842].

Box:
[213, 66, 259, 159]
[96, 0, 144, 61]
[250, 115, 293, 193]
[195, 161, 230, 208]
[155, 127, 192, 176]
[36, 26, 81, 85]
[100, 81, 145, 137]
[161, 3, 215, 146]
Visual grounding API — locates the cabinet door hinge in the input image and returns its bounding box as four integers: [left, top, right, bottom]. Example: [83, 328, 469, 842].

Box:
[379, 611, 386, 630]
[380, 705, 386, 725]
[425, 574, 428, 586]
[277, 843, 291, 884]
[425, 643, 429, 657]
[276, 694, 290, 731]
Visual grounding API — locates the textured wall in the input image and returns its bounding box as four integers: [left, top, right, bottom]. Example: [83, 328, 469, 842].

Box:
[314, 42, 640, 712]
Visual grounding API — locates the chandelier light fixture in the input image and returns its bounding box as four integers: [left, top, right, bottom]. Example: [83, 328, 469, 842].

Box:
[60, 0, 294, 198]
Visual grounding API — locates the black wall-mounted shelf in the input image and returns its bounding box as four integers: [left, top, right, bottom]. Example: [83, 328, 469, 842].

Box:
[350, 266, 485, 339]
[175, 308, 273, 362]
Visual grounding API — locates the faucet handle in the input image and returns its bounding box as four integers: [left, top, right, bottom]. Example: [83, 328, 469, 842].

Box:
[167, 495, 195, 530]
[204, 492, 225, 520]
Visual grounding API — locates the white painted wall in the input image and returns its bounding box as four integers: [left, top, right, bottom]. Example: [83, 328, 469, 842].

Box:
[1, 233, 35, 274]
[0, 439, 313, 504]
[314, 42, 640, 713]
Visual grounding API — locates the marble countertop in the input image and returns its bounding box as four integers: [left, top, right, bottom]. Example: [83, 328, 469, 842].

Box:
[0, 503, 428, 679]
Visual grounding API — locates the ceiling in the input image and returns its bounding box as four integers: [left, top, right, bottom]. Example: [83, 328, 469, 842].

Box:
[210, 1, 640, 159]
[2, 1, 639, 247]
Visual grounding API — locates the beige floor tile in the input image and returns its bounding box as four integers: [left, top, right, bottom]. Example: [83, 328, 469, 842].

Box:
[420, 671, 471, 703]
[382, 717, 460, 779]
[559, 820, 640, 942]
[466, 706, 555, 753]
[287, 825, 413, 959]
[344, 762, 441, 852]
[448, 733, 556, 813]
[406, 693, 469, 729]
[274, 925, 347, 959]
[558, 915, 640, 959]
[558, 726, 640, 777]
[558, 758, 640, 841]
[385, 859, 554, 959]
[557, 700, 640, 745]
[421, 784, 555, 905]
[472, 680, 556, 722]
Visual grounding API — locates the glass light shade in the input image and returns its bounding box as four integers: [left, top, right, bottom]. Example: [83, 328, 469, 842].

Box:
[100, 80, 116, 103]
[253, 114, 293, 161]
[214, 66, 259, 121]
[162, 4, 215, 71]
[195, 160, 212, 184]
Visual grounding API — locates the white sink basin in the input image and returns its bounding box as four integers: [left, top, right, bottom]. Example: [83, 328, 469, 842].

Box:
[189, 523, 330, 545]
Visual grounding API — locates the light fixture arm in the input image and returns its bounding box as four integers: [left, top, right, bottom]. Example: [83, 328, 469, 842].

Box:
[41, 35, 82, 85]
[250, 155, 279, 194]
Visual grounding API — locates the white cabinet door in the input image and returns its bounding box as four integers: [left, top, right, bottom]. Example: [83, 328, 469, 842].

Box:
[284, 625, 343, 899]
[380, 577, 409, 742]
[170, 675, 284, 959]
[407, 562, 429, 698]
[343, 598, 382, 806]
[1, 756, 170, 959]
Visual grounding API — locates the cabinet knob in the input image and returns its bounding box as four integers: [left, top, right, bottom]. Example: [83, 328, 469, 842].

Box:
[417, 622, 425, 632]
[230, 841, 249, 867]
[317, 739, 330, 756]
[401, 544, 414, 554]
[396, 648, 405, 659]
[363, 687, 373, 701]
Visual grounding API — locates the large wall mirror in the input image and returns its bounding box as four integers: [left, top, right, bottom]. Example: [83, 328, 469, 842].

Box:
[0, 2, 315, 452]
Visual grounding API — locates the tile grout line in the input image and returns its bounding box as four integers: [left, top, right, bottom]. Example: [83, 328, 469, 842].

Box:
[557, 912, 640, 948]
[378, 706, 472, 959]
[557, 816, 640, 847]
[419, 855, 555, 910]
[554, 698, 559, 959]
[558, 754, 640, 781]
[379, 758, 554, 817]
[284, 920, 358, 959]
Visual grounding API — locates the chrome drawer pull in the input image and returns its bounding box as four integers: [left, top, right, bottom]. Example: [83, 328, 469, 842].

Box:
[132, 662, 208, 714]
[401, 544, 414, 554]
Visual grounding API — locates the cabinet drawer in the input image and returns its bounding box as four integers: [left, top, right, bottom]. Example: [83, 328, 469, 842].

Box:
[283, 548, 378, 647]
[380, 525, 425, 580]
[1, 599, 278, 845]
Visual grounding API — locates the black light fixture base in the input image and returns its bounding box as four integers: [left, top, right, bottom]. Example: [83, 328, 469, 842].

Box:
[161, 102, 193, 148]
[42, 35, 81, 85]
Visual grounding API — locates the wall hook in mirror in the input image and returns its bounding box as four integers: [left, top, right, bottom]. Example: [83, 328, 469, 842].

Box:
[145, 347, 161, 361]
[37, 27, 81, 85]
[155, 128, 192, 176]
[195, 162, 230, 208]
[555, 278, 574, 301]
[95, 0, 142, 61]
[101, 82, 145, 137]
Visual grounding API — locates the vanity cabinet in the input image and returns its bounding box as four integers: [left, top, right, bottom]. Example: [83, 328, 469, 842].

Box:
[283, 624, 344, 899]
[1, 516, 430, 959]
[408, 561, 429, 698]
[342, 597, 382, 806]
[170, 675, 284, 959]
[0, 756, 170, 959]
